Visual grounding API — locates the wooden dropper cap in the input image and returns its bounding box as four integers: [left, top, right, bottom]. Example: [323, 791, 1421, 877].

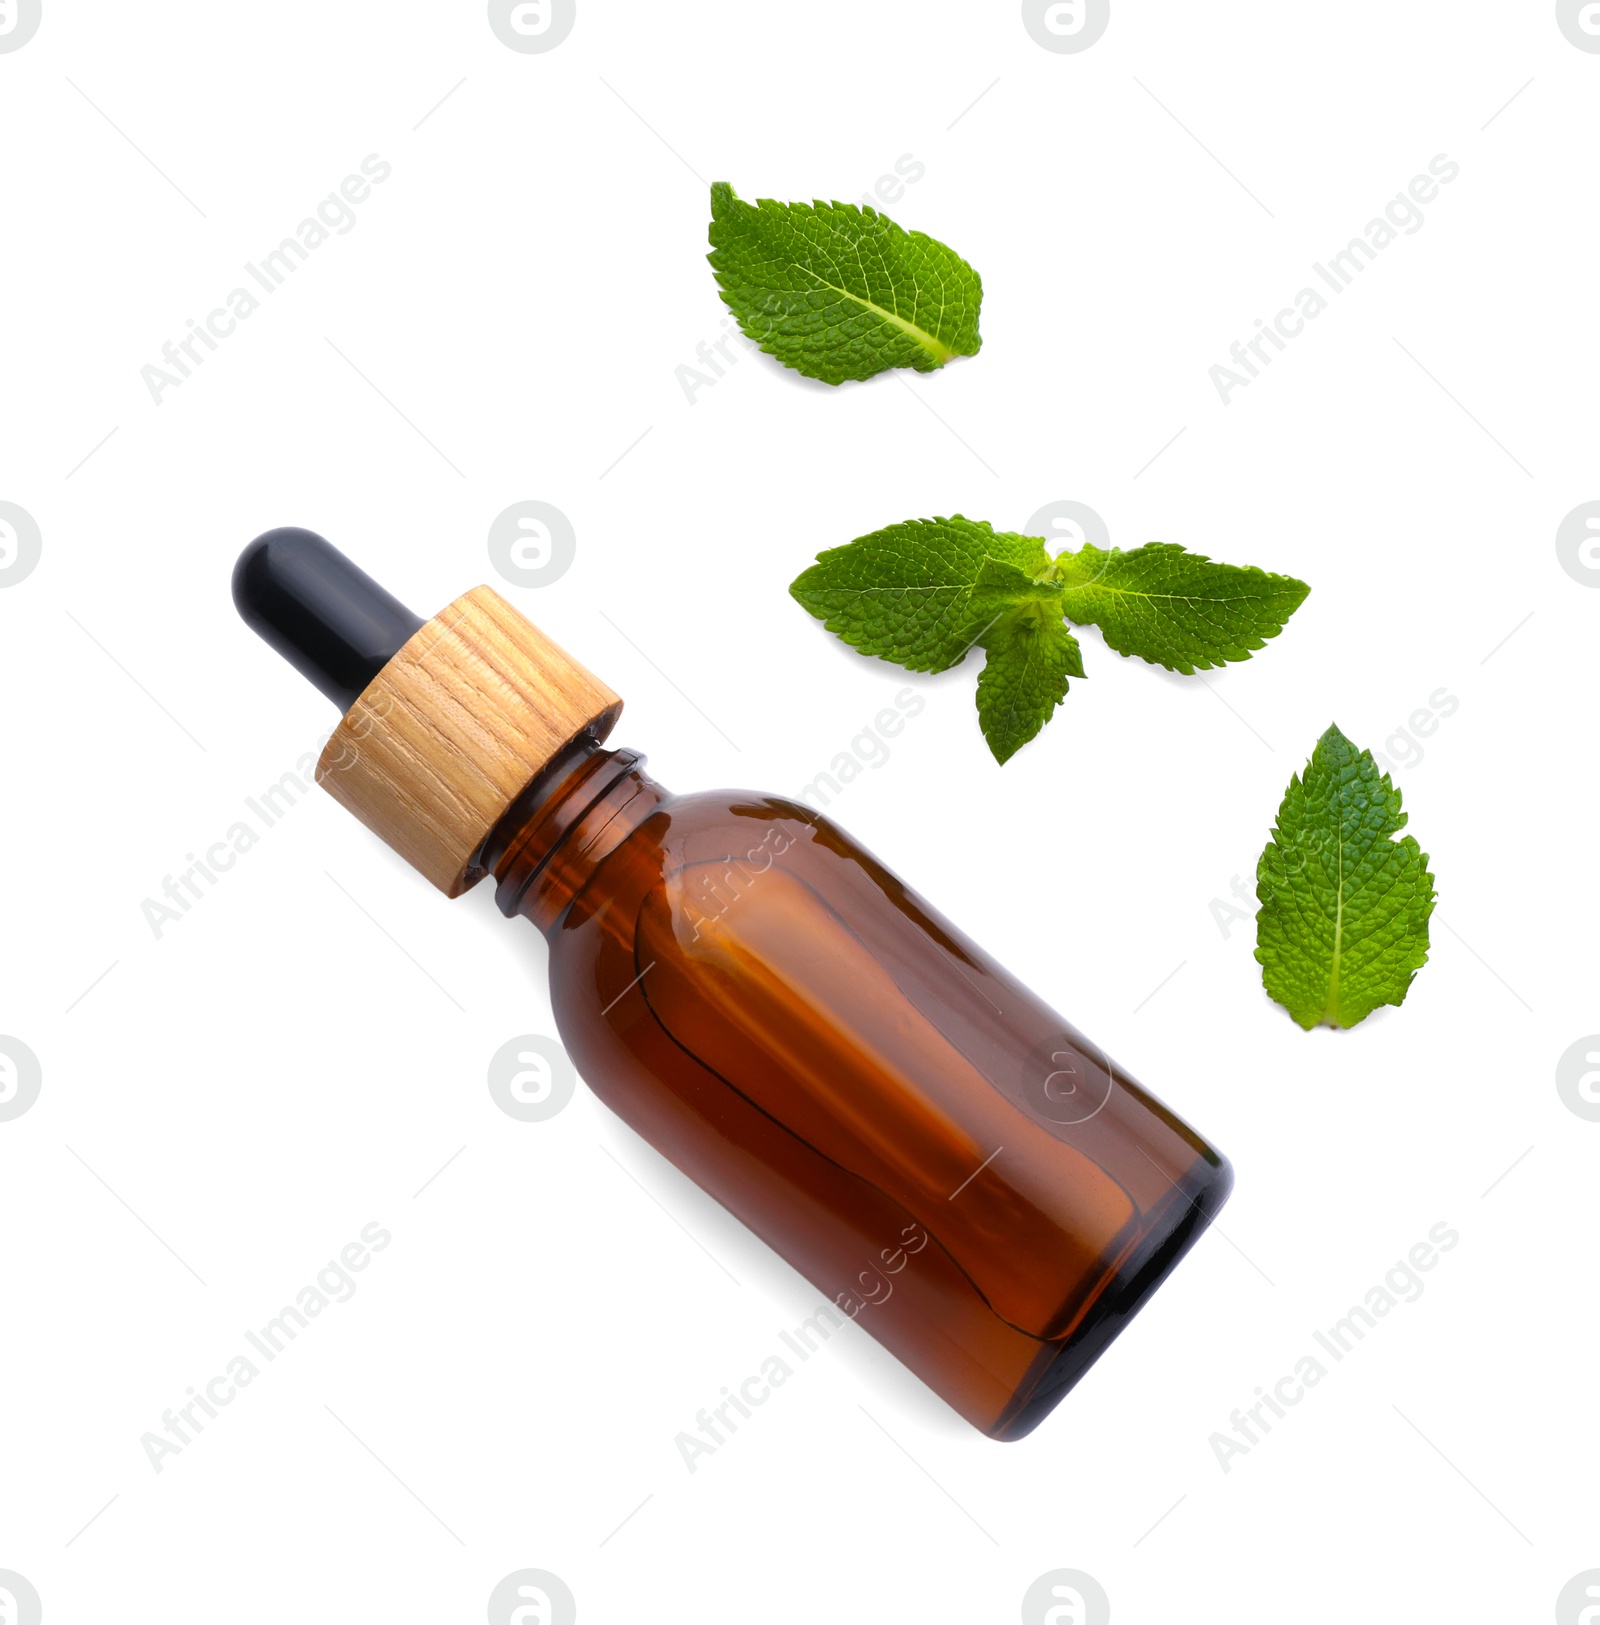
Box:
[234, 529, 622, 898]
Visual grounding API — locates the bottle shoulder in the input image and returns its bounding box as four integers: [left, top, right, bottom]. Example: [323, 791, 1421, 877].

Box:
[652, 785, 836, 828]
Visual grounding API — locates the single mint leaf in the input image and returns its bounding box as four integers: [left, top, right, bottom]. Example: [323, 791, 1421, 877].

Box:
[975, 606, 1084, 765]
[790, 517, 1049, 674]
[1055, 541, 1310, 675]
[708, 182, 983, 386]
[1254, 724, 1436, 1030]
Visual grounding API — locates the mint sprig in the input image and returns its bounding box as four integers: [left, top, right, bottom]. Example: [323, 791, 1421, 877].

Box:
[1255, 725, 1436, 1029]
[707, 183, 983, 386]
[790, 516, 1309, 763]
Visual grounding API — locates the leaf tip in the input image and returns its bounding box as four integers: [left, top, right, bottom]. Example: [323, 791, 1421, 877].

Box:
[1317, 720, 1355, 756]
[787, 566, 823, 618]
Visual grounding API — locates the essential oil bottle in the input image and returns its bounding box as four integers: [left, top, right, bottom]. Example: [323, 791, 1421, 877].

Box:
[234, 528, 1233, 1441]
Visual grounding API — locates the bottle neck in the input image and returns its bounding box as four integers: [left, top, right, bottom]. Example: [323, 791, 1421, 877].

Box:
[482, 740, 666, 934]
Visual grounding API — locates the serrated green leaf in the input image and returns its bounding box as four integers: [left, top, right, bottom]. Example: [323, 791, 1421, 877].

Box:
[975, 606, 1084, 765]
[708, 182, 983, 385]
[791, 515, 1308, 766]
[789, 517, 1049, 673]
[1055, 542, 1309, 675]
[1254, 724, 1436, 1030]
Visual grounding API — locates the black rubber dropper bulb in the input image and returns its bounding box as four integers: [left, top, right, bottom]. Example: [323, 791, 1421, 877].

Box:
[232, 528, 424, 713]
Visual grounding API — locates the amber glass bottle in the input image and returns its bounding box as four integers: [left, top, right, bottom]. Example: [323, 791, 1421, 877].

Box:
[235, 529, 1232, 1441]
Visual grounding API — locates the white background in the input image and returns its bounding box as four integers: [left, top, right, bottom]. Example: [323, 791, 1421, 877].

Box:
[1, 3, 1595, 1620]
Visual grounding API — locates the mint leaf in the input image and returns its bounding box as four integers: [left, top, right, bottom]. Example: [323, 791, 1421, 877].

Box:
[975, 606, 1084, 765]
[708, 182, 983, 385]
[1254, 724, 1436, 1030]
[790, 517, 1048, 674]
[790, 516, 1310, 765]
[1056, 542, 1309, 675]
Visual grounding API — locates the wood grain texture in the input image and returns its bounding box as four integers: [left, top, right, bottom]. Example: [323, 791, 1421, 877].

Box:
[316, 586, 622, 896]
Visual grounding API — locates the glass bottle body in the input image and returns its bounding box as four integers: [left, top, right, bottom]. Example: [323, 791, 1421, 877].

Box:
[490, 745, 1232, 1441]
